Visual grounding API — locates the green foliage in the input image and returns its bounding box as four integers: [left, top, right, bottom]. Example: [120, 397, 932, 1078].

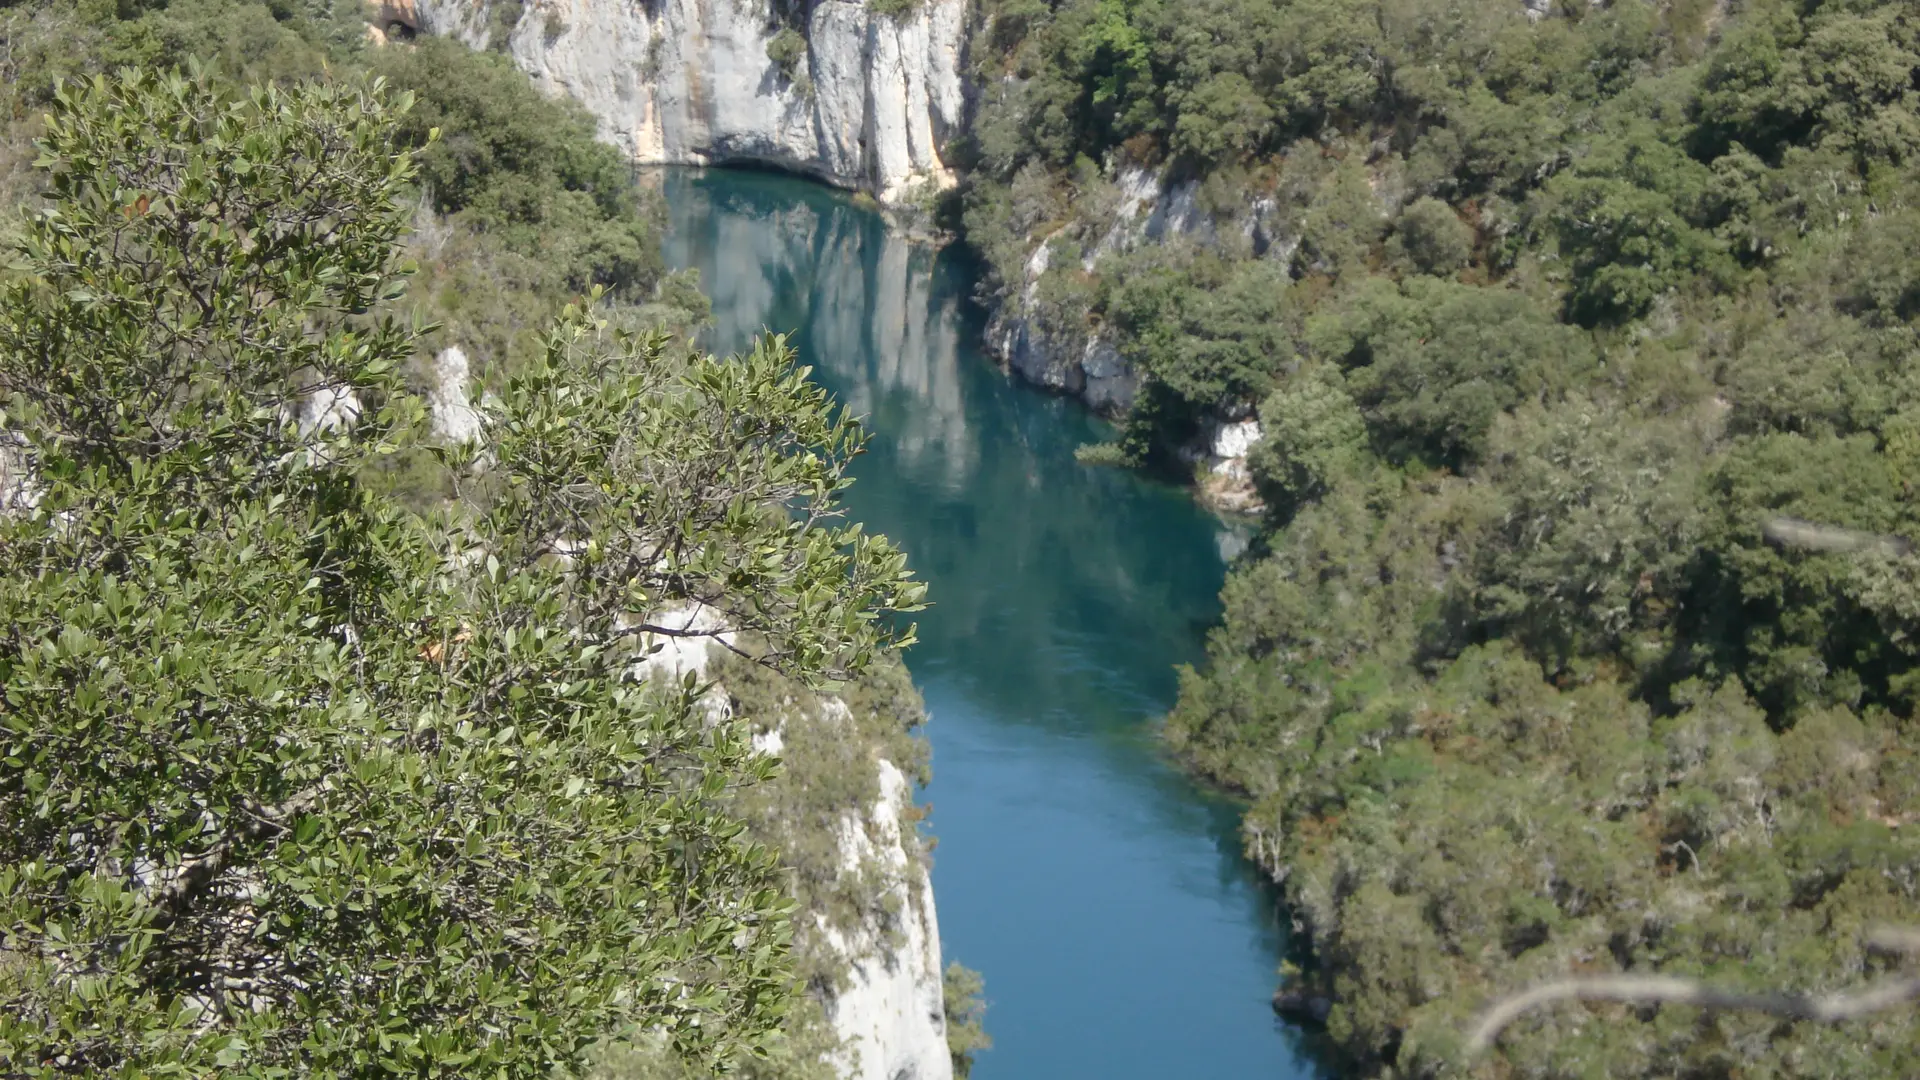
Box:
[1097, 245, 1291, 459]
[1223, 644, 1920, 1078]
[1694, 0, 1920, 165]
[943, 963, 992, 1078]
[1541, 109, 1740, 325]
[1073, 440, 1131, 467]
[962, 9, 1920, 1072]
[1295, 159, 1385, 279]
[372, 38, 662, 298]
[0, 65, 415, 478]
[591, 652, 947, 1080]
[1309, 276, 1592, 468]
[960, 0, 1920, 458]
[1246, 365, 1367, 514]
[5, 0, 683, 384]
[0, 0, 686, 500]
[0, 66, 923, 1078]
[766, 27, 808, 84]
[1389, 196, 1472, 277]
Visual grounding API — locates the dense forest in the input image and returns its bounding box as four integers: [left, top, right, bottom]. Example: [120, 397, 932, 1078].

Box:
[0, 3, 983, 1078]
[956, 0, 1920, 1074]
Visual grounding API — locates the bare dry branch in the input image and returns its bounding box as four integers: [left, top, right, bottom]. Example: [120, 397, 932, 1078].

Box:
[1468, 963, 1920, 1055]
[1762, 516, 1914, 556]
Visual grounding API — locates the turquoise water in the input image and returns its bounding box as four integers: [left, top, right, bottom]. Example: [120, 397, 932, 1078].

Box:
[661, 168, 1323, 1080]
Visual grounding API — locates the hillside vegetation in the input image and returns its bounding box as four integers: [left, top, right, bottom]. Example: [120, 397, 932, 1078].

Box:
[2, 0, 701, 402]
[0, 4, 955, 1077]
[958, 0, 1920, 1074]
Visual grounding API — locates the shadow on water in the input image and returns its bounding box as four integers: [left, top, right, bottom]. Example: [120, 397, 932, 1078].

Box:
[660, 167, 1328, 1080]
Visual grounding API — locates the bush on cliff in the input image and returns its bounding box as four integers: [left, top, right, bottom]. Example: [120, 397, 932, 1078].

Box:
[0, 66, 922, 1077]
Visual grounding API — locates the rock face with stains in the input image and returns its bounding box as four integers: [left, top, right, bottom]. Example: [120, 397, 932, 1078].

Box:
[820, 754, 952, 1080]
[620, 605, 953, 1080]
[983, 164, 1247, 418]
[416, 0, 966, 204]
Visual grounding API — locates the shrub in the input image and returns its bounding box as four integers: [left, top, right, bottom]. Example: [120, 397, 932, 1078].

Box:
[0, 66, 923, 1077]
[766, 26, 808, 84]
[1391, 196, 1473, 276]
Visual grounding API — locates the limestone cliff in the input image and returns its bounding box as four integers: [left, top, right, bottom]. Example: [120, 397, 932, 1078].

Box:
[817, 754, 951, 1080]
[983, 163, 1280, 507]
[425, 353, 957, 1080]
[982, 164, 1243, 416]
[416, 0, 966, 205]
[715, 652, 958, 1080]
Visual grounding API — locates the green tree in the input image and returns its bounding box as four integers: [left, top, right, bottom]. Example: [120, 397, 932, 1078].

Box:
[371, 38, 661, 297]
[1310, 276, 1591, 468]
[1246, 365, 1369, 514]
[1390, 196, 1472, 276]
[1098, 247, 1291, 459]
[0, 67, 921, 1078]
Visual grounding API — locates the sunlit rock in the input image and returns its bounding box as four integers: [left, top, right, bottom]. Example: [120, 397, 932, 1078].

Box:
[419, 0, 965, 205]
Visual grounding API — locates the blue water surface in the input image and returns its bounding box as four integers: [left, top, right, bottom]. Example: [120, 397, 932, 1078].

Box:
[661, 168, 1324, 1080]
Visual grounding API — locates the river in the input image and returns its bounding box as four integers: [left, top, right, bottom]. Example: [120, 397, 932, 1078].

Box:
[661, 168, 1324, 1080]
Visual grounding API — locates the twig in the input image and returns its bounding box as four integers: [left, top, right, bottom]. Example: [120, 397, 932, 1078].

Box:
[146, 785, 324, 930]
[1468, 968, 1920, 1055]
[1762, 517, 1914, 557]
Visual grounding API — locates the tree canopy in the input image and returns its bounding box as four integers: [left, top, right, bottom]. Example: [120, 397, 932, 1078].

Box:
[0, 64, 921, 1078]
[959, 0, 1920, 1074]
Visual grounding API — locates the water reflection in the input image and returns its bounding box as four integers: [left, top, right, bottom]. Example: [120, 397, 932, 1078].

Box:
[666, 172, 1229, 730]
[673, 179, 976, 490]
[662, 168, 1325, 1080]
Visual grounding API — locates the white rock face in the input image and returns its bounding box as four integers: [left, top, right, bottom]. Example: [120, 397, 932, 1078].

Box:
[296, 386, 363, 438]
[1082, 164, 1162, 269]
[412, 0, 491, 46]
[633, 630, 954, 1080]
[631, 602, 734, 683]
[1210, 417, 1263, 462]
[822, 757, 952, 1080]
[1185, 416, 1265, 515]
[422, 0, 966, 205]
[986, 165, 1242, 415]
[427, 345, 485, 445]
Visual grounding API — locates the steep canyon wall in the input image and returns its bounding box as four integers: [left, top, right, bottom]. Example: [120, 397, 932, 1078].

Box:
[406, 1, 1260, 490]
[415, 0, 965, 204]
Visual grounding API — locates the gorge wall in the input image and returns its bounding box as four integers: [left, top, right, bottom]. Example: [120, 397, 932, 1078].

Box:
[986, 162, 1289, 510]
[413, 0, 966, 204]
[716, 656, 956, 1080]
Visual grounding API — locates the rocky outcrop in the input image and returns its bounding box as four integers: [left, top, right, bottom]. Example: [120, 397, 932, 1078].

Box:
[426, 345, 484, 445]
[982, 164, 1240, 418]
[982, 164, 1277, 511]
[821, 755, 952, 1080]
[1186, 416, 1263, 516]
[418, 0, 966, 205]
[630, 617, 955, 1080]
[987, 234, 1140, 414]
